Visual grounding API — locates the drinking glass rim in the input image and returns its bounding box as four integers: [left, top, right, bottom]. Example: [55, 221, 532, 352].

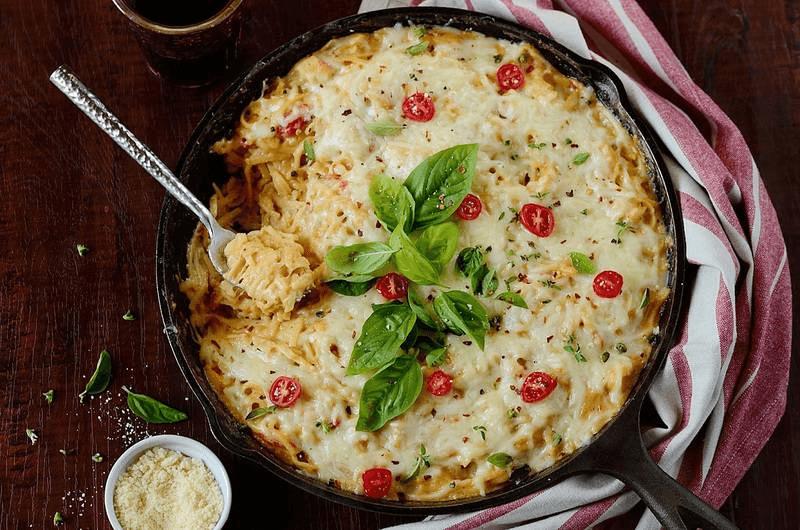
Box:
[111, 0, 244, 35]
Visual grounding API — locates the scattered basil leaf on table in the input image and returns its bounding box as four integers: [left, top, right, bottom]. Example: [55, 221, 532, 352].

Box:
[122, 386, 188, 423]
[356, 354, 423, 432]
[404, 143, 478, 230]
[433, 291, 489, 349]
[388, 225, 440, 285]
[346, 303, 417, 375]
[79, 349, 111, 402]
[369, 173, 415, 232]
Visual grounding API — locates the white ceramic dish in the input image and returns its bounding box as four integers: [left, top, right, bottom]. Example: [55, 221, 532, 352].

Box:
[104, 434, 232, 530]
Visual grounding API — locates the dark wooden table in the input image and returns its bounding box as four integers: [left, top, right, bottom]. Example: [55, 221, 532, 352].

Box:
[1, 0, 797, 528]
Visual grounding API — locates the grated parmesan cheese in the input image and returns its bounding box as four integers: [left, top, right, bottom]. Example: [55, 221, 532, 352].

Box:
[113, 446, 223, 530]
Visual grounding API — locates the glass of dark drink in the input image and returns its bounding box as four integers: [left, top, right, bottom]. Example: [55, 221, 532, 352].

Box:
[112, 0, 244, 86]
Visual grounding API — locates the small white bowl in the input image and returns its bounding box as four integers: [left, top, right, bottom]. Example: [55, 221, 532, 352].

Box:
[104, 434, 232, 530]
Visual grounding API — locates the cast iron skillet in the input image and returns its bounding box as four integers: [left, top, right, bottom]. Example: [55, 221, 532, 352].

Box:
[156, 8, 737, 529]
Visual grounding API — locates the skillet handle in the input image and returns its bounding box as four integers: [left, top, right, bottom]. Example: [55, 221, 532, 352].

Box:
[603, 441, 739, 530]
[579, 399, 739, 530]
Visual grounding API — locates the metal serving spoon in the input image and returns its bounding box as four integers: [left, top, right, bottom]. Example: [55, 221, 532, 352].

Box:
[49, 65, 234, 275]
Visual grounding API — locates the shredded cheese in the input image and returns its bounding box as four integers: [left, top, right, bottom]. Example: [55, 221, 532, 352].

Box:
[113, 446, 223, 530]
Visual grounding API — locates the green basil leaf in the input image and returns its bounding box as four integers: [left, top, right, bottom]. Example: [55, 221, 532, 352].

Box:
[326, 242, 396, 277]
[569, 251, 596, 274]
[425, 347, 447, 367]
[481, 269, 499, 296]
[406, 41, 429, 56]
[487, 452, 513, 468]
[347, 303, 417, 375]
[366, 120, 404, 136]
[122, 386, 188, 424]
[303, 139, 316, 161]
[246, 405, 278, 420]
[433, 291, 489, 349]
[326, 278, 376, 296]
[356, 354, 423, 432]
[369, 173, 415, 232]
[572, 152, 590, 165]
[388, 224, 440, 285]
[497, 291, 528, 308]
[404, 144, 478, 230]
[408, 288, 439, 330]
[79, 350, 112, 402]
[415, 221, 459, 272]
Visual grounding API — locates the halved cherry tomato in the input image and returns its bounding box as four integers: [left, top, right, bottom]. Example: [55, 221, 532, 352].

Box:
[269, 376, 302, 407]
[401, 92, 435, 122]
[426, 369, 453, 396]
[520, 371, 557, 403]
[520, 203, 555, 237]
[593, 270, 624, 298]
[496, 63, 525, 92]
[362, 467, 392, 498]
[375, 272, 409, 300]
[456, 193, 482, 220]
[277, 116, 307, 139]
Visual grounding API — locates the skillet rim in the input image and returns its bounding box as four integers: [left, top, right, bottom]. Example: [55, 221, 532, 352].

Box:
[156, 6, 686, 514]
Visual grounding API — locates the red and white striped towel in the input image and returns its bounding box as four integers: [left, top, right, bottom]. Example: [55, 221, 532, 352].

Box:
[358, 1, 792, 528]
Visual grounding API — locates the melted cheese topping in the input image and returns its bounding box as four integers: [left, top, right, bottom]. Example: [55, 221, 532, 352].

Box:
[181, 25, 670, 501]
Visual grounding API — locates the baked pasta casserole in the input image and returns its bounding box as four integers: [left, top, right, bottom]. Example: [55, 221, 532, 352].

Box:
[181, 24, 671, 501]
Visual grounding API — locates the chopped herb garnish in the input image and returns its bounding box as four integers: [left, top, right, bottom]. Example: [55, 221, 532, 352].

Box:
[406, 41, 428, 56]
[402, 444, 431, 482]
[412, 26, 427, 38]
[54, 512, 64, 526]
[528, 141, 547, 149]
[615, 343, 628, 353]
[122, 310, 136, 321]
[43, 389, 54, 404]
[487, 452, 513, 468]
[246, 405, 278, 420]
[366, 119, 403, 136]
[639, 288, 650, 309]
[533, 191, 549, 200]
[506, 408, 519, 419]
[580, 208, 588, 215]
[473, 425, 487, 440]
[316, 420, 334, 434]
[497, 291, 527, 308]
[498, 210, 506, 221]
[564, 335, 586, 362]
[76, 244, 89, 256]
[539, 279, 561, 290]
[92, 453, 103, 463]
[493, 54, 503, 63]
[303, 139, 316, 162]
[26, 428, 38, 444]
[572, 152, 590, 165]
[569, 251, 596, 274]
[552, 433, 562, 445]
[601, 351, 610, 362]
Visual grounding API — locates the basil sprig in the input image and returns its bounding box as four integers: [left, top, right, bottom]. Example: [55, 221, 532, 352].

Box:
[347, 303, 417, 375]
[325, 242, 396, 281]
[404, 143, 478, 230]
[433, 291, 489, 349]
[356, 354, 423, 432]
[122, 386, 188, 424]
[416, 221, 459, 271]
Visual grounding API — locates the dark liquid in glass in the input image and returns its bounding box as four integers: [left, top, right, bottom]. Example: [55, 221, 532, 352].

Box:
[130, 0, 228, 26]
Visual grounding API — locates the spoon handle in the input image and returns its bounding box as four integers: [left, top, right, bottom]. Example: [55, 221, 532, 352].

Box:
[49, 65, 221, 236]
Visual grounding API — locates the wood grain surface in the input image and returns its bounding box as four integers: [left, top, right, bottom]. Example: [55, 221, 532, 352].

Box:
[1, 0, 797, 528]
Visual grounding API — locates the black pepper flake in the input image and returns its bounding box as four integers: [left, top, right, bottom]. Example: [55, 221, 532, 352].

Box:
[316, 311, 325, 318]
[342, 109, 352, 116]
[345, 406, 352, 416]
[431, 408, 437, 417]
[296, 451, 308, 463]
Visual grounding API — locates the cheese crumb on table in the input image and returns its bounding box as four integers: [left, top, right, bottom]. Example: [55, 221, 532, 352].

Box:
[113, 446, 223, 530]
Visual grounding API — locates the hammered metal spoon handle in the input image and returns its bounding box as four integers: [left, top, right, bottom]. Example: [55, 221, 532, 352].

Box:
[49, 65, 234, 274]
